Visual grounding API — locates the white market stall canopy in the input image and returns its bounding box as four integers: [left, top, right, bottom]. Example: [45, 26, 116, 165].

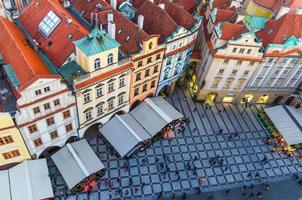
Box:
[264, 105, 302, 145]
[51, 139, 105, 190]
[0, 159, 54, 200]
[100, 97, 184, 157]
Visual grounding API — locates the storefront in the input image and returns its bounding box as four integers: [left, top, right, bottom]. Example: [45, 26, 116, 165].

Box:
[241, 94, 254, 103]
[257, 94, 269, 103]
[205, 92, 217, 104]
[222, 95, 234, 103]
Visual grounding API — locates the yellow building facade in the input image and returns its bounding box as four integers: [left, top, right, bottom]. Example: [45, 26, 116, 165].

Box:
[0, 112, 31, 169]
[244, 0, 274, 18]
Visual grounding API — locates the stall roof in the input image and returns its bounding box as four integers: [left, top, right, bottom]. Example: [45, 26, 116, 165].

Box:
[0, 159, 54, 200]
[100, 114, 151, 157]
[264, 105, 302, 145]
[0, 170, 10, 200]
[51, 139, 105, 189]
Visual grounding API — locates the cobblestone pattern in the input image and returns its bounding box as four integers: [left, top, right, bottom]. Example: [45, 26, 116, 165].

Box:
[48, 88, 302, 200]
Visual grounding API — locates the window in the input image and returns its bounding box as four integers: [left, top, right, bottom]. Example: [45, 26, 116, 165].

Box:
[84, 93, 91, 103]
[108, 53, 114, 65]
[108, 100, 114, 110]
[268, 58, 274, 63]
[274, 69, 280, 75]
[236, 79, 245, 89]
[153, 65, 158, 73]
[35, 90, 42, 96]
[247, 49, 252, 54]
[136, 73, 141, 81]
[212, 78, 221, 88]
[151, 80, 156, 88]
[156, 54, 161, 60]
[118, 95, 124, 105]
[44, 103, 50, 110]
[164, 70, 169, 80]
[224, 78, 234, 89]
[232, 48, 237, 53]
[218, 69, 224, 74]
[97, 105, 103, 115]
[177, 53, 183, 61]
[249, 61, 255, 66]
[231, 70, 237, 75]
[167, 58, 172, 65]
[142, 84, 147, 92]
[0, 138, 4, 145]
[138, 61, 143, 67]
[11, 150, 20, 157]
[34, 138, 43, 147]
[243, 71, 249, 76]
[63, 110, 70, 119]
[3, 136, 14, 144]
[119, 78, 125, 87]
[39, 11, 61, 37]
[54, 99, 60, 106]
[44, 87, 50, 92]
[223, 59, 229, 64]
[147, 57, 152, 64]
[108, 83, 114, 93]
[33, 107, 40, 114]
[46, 117, 55, 126]
[2, 152, 12, 160]
[96, 88, 103, 97]
[50, 131, 58, 139]
[237, 60, 242, 65]
[134, 88, 139, 96]
[239, 48, 245, 54]
[28, 124, 38, 134]
[94, 58, 101, 70]
[65, 124, 73, 132]
[85, 111, 92, 121]
[145, 69, 150, 77]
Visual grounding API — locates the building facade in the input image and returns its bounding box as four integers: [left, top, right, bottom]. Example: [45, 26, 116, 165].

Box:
[0, 17, 78, 158]
[0, 112, 31, 170]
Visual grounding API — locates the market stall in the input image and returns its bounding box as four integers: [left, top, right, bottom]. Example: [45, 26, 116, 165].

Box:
[51, 139, 105, 193]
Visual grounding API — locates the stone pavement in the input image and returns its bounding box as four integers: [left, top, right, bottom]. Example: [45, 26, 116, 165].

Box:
[48, 88, 302, 200]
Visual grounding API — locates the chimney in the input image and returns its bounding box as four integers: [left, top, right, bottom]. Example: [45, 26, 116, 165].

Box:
[107, 13, 116, 39]
[90, 13, 94, 26]
[138, 15, 144, 30]
[159, 3, 165, 10]
[110, 0, 117, 9]
[149, 0, 154, 3]
[95, 13, 99, 28]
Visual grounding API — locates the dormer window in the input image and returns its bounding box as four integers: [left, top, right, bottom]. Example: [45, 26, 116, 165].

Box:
[108, 53, 113, 65]
[39, 11, 61, 37]
[94, 58, 101, 70]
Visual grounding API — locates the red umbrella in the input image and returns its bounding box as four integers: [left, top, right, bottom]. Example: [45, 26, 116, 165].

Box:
[83, 185, 90, 192]
[89, 180, 97, 187]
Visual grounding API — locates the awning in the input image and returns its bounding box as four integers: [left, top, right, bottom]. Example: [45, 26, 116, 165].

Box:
[264, 105, 302, 145]
[51, 139, 105, 189]
[100, 97, 184, 157]
[130, 97, 184, 136]
[0, 159, 54, 200]
[100, 114, 151, 157]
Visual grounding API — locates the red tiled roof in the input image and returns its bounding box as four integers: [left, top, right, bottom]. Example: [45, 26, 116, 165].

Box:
[72, 0, 111, 20]
[211, 0, 230, 10]
[173, 0, 198, 14]
[219, 23, 248, 40]
[19, 0, 89, 67]
[253, 0, 302, 13]
[0, 17, 55, 91]
[72, 1, 150, 54]
[256, 13, 302, 47]
[214, 8, 237, 24]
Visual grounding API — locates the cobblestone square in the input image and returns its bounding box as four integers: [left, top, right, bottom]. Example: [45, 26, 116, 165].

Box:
[49, 89, 302, 200]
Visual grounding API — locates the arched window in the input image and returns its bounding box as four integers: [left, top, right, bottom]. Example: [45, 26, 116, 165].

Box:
[94, 58, 101, 70]
[108, 53, 113, 65]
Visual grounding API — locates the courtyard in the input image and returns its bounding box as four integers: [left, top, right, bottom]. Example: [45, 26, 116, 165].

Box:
[48, 88, 302, 200]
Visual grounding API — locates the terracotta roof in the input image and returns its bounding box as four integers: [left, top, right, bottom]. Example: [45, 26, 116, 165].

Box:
[72, 0, 111, 20]
[0, 17, 54, 92]
[72, 1, 150, 54]
[19, 0, 89, 67]
[210, 0, 230, 10]
[256, 13, 302, 47]
[214, 8, 237, 24]
[173, 0, 198, 14]
[219, 23, 248, 40]
[253, 0, 302, 14]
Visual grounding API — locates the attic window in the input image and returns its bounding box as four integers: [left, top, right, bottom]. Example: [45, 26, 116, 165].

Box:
[268, 29, 273, 34]
[125, 36, 130, 41]
[39, 10, 61, 37]
[68, 34, 73, 39]
[118, 29, 122, 34]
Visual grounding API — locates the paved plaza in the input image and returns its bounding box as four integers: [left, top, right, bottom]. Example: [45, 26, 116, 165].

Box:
[48, 88, 302, 200]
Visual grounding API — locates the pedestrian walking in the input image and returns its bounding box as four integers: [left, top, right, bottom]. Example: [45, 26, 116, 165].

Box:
[257, 191, 263, 199]
[172, 191, 176, 199]
[261, 156, 268, 164]
[182, 192, 187, 200]
[134, 187, 139, 193]
[193, 107, 198, 112]
[157, 191, 163, 199]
